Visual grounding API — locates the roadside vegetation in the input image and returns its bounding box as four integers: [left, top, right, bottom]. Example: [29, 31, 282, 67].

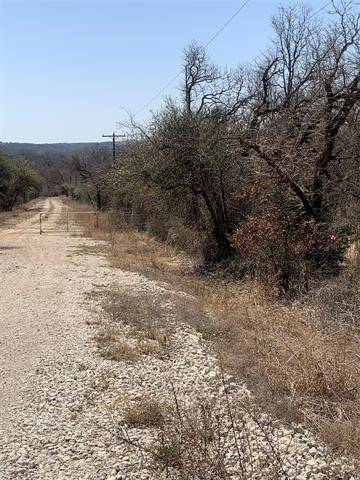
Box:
[0, 153, 43, 212]
[60, 1, 359, 293]
[64, 197, 360, 469]
[93, 287, 170, 362]
[17, 0, 359, 473]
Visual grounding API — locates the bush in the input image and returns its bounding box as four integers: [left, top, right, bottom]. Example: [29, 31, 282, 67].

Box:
[0, 154, 43, 211]
[231, 211, 350, 296]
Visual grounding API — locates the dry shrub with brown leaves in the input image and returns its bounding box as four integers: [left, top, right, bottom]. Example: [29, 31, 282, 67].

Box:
[230, 212, 349, 297]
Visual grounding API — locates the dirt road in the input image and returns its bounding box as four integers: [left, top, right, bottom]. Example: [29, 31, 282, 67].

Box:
[0, 197, 216, 480]
[0, 198, 80, 428]
[0, 197, 137, 479]
[1, 199, 58, 423]
[0, 197, 356, 480]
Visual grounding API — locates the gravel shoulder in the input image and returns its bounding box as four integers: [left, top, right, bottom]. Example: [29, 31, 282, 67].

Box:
[0, 197, 357, 479]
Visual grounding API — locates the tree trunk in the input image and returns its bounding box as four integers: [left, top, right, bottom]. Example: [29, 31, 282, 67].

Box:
[312, 175, 324, 222]
[96, 189, 102, 211]
[201, 189, 232, 262]
[6, 192, 18, 211]
[212, 220, 232, 261]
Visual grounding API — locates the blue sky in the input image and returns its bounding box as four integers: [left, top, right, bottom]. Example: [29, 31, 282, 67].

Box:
[1, 0, 327, 143]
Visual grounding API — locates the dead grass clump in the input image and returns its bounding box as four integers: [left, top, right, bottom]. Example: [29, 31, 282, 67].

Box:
[94, 288, 171, 362]
[94, 326, 139, 362]
[136, 340, 163, 357]
[104, 289, 169, 346]
[123, 397, 166, 428]
[153, 399, 230, 477]
[100, 339, 138, 362]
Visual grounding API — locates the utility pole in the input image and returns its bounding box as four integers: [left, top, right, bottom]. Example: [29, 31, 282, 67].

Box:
[102, 132, 125, 163]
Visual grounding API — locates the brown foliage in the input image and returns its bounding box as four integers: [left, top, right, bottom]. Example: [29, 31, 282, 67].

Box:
[231, 211, 350, 295]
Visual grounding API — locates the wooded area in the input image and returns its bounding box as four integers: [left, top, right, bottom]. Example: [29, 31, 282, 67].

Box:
[104, 2, 360, 296]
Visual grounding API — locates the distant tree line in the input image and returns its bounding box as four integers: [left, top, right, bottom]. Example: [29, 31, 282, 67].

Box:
[0, 142, 116, 208]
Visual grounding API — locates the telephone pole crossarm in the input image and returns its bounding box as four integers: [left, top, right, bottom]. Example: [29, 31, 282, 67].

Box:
[102, 132, 126, 163]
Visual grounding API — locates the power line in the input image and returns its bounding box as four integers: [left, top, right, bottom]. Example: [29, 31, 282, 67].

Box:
[313, 0, 333, 16]
[122, 0, 333, 123]
[134, 72, 182, 116]
[134, 0, 252, 117]
[102, 132, 125, 162]
[205, 0, 252, 48]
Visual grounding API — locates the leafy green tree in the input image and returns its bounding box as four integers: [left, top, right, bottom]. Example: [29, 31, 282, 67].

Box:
[0, 154, 43, 210]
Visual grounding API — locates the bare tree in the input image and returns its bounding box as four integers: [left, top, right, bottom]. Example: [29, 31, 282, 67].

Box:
[238, 1, 360, 223]
[72, 146, 112, 210]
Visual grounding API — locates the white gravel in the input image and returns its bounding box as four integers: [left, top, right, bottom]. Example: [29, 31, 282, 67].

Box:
[0, 198, 357, 479]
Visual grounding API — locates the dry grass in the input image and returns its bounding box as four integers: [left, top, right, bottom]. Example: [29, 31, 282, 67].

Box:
[122, 396, 167, 428]
[94, 325, 139, 362]
[108, 230, 193, 275]
[116, 387, 349, 479]
[115, 237, 360, 468]
[64, 198, 360, 468]
[93, 287, 170, 362]
[180, 278, 360, 466]
[61, 198, 193, 274]
[103, 289, 169, 345]
[0, 197, 44, 228]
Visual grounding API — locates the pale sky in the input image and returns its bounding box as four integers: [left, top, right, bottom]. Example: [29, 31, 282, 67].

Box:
[1, 0, 328, 143]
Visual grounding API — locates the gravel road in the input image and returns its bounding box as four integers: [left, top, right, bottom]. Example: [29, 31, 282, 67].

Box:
[0, 198, 357, 479]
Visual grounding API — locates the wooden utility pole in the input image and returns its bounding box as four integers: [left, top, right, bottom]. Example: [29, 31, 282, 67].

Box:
[102, 132, 125, 163]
